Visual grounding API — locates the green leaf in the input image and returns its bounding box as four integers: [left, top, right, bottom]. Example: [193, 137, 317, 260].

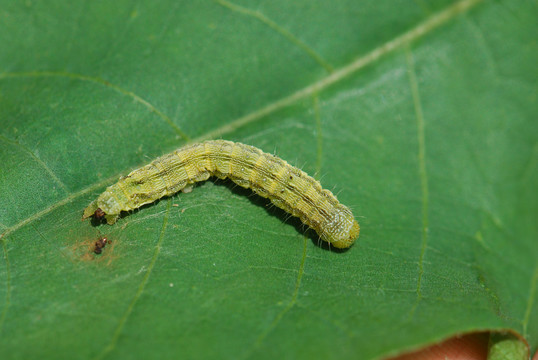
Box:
[1, 0, 536, 359]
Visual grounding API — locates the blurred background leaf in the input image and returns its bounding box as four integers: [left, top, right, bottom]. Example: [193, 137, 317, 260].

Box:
[0, 0, 536, 359]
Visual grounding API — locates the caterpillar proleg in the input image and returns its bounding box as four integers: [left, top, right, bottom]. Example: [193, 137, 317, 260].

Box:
[83, 140, 359, 248]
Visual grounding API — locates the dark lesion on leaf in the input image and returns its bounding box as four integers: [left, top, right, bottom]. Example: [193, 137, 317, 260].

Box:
[93, 236, 110, 254]
[68, 233, 118, 265]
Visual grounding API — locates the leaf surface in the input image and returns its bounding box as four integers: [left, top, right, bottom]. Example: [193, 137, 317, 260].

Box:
[1, 0, 537, 359]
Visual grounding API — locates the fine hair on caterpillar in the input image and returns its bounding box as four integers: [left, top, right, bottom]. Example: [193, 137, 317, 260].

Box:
[83, 140, 360, 249]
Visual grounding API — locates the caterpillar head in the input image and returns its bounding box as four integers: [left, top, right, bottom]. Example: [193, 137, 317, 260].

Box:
[82, 193, 121, 225]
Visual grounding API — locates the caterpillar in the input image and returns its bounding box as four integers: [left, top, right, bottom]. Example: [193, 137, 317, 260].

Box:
[83, 140, 359, 248]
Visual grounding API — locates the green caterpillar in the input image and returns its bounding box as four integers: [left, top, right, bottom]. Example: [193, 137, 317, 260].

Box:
[84, 140, 359, 248]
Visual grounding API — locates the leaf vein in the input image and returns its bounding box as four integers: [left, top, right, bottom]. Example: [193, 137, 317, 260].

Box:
[405, 44, 429, 317]
[313, 93, 323, 179]
[463, 16, 499, 77]
[0, 71, 189, 141]
[242, 236, 308, 358]
[0, 134, 69, 193]
[0, 237, 12, 335]
[215, 0, 333, 73]
[95, 200, 172, 360]
[197, 0, 484, 142]
[522, 265, 538, 338]
[0, 172, 120, 240]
